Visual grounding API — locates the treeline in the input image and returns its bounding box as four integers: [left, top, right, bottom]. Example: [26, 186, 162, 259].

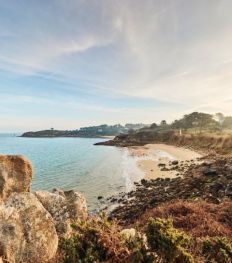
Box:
[148, 112, 232, 133]
[74, 123, 148, 136]
[78, 123, 147, 136]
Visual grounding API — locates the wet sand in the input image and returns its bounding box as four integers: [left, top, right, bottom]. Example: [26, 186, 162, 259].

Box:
[128, 144, 202, 180]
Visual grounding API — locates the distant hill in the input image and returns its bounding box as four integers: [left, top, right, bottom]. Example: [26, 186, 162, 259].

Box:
[21, 124, 149, 138]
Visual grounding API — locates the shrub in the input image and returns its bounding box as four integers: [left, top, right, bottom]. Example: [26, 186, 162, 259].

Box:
[56, 201, 232, 262]
[122, 232, 154, 263]
[58, 214, 152, 263]
[146, 217, 194, 263]
[202, 237, 232, 263]
[59, 217, 128, 262]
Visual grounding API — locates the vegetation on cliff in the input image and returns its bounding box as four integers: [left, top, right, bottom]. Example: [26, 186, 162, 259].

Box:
[151, 112, 232, 133]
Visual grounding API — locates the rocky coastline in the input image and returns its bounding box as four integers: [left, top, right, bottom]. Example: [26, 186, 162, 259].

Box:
[95, 130, 232, 155]
[0, 132, 232, 262]
[97, 132, 232, 222]
[107, 154, 232, 225]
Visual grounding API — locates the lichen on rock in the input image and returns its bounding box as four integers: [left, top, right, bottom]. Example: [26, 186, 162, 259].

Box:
[0, 192, 58, 263]
[35, 188, 88, 237]
[0, 155, 32, 201]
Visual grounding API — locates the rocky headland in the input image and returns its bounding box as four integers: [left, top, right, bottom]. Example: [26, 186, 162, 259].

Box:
[21, 124, 147, 138]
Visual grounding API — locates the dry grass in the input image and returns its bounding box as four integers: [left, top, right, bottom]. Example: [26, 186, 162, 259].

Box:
[136, 200, 232, 240]
[157, 132, 232, 154]
[134, 200, 232, 262]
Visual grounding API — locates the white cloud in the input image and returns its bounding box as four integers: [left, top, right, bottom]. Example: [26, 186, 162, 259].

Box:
[0, 0, 232, 128]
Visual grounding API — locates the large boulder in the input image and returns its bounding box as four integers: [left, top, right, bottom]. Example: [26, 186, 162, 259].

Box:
[35, 188, 88, 237]
[0, 192, 58, 263]
[0, 155, 32, 201]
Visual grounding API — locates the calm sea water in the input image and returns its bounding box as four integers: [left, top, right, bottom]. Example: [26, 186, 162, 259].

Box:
[0, 134, 143, 211]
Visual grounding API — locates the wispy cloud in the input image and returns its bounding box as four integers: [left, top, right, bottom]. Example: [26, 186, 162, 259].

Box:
[0, 0, 232, 131]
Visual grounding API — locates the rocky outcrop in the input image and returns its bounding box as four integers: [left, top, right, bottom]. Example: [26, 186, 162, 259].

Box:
[0, 192, 58, 263]
[35, 188, 88, 237]
[0, 155, 32, 201]
[95, 131, 177, 147]
[0, 155, 89, 262]
[95, 130, 232, 154]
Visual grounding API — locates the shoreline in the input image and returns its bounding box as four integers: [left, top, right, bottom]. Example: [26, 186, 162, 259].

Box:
[128, 143, 202, 180]
[104, 143, 204, 212]
[20, 135, 116, 139]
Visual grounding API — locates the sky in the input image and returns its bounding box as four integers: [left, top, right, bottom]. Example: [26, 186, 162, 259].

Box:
[0, 0, 232, 132]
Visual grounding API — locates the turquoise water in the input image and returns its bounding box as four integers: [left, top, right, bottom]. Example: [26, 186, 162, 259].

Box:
[0, 134, 142, 211]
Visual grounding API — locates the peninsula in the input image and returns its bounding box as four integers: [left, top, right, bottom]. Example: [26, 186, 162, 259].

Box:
[21, 123, 148, 138]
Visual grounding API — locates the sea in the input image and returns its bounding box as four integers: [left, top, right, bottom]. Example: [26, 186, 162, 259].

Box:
[0, 134, 144, 211]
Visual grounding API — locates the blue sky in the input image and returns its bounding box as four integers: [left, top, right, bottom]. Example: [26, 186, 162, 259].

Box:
[0, 0, 232, 132]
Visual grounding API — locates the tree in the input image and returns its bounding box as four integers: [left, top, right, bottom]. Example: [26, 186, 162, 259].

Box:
[187, 112, 218, 132]
[170, 112, 219, 132]
[171, 119, 183, 129]
[150, 123, 158, 129]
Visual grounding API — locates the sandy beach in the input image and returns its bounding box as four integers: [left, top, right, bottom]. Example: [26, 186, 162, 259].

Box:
[128, 144, 202, 180]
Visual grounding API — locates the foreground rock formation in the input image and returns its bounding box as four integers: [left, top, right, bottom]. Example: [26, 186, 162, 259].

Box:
[0, 155, 32, 201]
[35, 189, 87, 237]
[0, 155, 88, 262]
[0, 193, 58, 263]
